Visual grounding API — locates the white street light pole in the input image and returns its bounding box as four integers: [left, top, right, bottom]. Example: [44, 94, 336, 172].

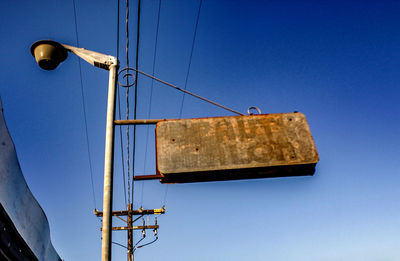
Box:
[101, 61, 118, 261]
[31, 40, 119, 261]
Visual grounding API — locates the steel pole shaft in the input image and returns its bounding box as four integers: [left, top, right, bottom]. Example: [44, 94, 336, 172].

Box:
[101, 64, 118, 261]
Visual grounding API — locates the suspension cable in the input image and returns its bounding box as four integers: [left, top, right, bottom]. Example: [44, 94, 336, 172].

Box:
[119, 67, 244, 116]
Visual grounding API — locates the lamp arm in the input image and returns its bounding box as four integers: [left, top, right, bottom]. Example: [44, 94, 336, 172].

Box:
[62, 44, 118, 70]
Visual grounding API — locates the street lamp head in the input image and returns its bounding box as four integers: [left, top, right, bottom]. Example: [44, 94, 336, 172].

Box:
[30, 40, 68, 70]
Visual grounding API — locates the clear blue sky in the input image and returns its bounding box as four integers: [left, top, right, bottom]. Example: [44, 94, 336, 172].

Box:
[1, 0, 400, 260]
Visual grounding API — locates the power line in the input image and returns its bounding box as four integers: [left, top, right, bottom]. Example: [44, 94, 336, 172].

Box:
[132, 0, 142, 204]
[169, 0, 203, 209]
[126, 0, 132, 205]
[112, 241, 128, 249]
[178, 0, 203, 118]
[72, 0, 97, 209]
[162, 184, 169, 206]
[141, 0, 162, 207]
[116, 0, 128, 206]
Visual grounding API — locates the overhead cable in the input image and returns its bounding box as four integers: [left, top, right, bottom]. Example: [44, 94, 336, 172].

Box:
[125, 0, 132, 205]
[132, 0, 142, 204]
[178, 0, 203, 118]
[141, 0, 162, 207]
[116, 0, 128, 206]
[72, 0, 97, 209]
[112, 241, 128, 249]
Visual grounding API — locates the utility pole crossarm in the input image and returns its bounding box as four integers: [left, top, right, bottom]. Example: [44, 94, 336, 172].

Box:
[94, 204, 164, 260]
[94, 207, 166, 217]
[100, 225, 160, 231]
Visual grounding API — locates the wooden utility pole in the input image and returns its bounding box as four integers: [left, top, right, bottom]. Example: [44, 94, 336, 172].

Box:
[127, 204, 133, 261]
[95, 206, 165, 261]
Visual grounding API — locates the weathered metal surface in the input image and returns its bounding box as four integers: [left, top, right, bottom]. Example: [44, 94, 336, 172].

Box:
[114, 119, 166, 125]
[133, 174, 163, 181]
[0, 98, 61, 260]
[156, 113, 318, 183]
[0, 203, 38, 261]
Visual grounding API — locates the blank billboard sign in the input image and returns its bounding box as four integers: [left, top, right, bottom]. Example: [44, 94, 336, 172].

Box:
[156, 112, 318, 183]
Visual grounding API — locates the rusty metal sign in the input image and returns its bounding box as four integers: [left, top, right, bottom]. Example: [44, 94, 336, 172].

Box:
[156, 112, 318, 183]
